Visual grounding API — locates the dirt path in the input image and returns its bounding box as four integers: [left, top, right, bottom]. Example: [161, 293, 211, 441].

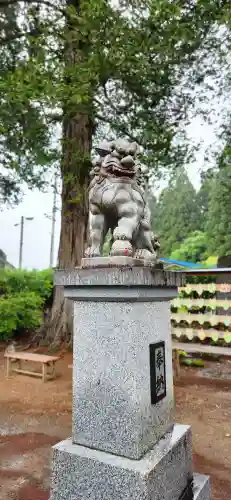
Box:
[175, 367, 231, 500]
[0, 349, 72, 500]
[0, 349, 230, 499]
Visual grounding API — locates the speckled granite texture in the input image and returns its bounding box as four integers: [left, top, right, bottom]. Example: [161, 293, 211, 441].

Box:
[72, 298, 174, 459]
[49, 424, 193, 500]
[81, 256, 152, 268]
[49, 267, 211, 500]
[54, 267, 185, 288]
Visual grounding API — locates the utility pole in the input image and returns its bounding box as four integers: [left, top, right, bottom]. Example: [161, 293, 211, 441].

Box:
[19, 216, 24, 269]
[14, 216, 34, 269]
[49, 173, 58, 268]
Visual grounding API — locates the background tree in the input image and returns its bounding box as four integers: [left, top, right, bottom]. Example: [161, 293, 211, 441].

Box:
[0, 2, 56, 204]
[153, 168, 200, 257]
[206, 163, 231, 256]
[196, 169, 216, 231]
[170, 230, 208, 263]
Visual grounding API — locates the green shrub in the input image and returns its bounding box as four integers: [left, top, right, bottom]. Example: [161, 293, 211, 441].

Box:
[0, 268, 53, 297]
[179, 351, 205, 368]
[0, 292, 44, 340]
[0, 269, 53, 340]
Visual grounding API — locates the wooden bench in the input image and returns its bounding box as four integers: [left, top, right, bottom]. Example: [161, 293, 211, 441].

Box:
[4, 351, 60, 382]
[172, 341, 231, 377]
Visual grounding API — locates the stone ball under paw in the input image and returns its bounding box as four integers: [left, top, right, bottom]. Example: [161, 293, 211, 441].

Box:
[110, 240, 133, 257]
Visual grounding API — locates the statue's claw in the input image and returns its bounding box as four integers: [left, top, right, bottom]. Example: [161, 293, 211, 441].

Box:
[134, 249, 157, 261]
[84, 247, 101, 258]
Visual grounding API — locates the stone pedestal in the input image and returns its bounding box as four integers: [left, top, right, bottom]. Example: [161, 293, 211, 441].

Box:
[49, 266, 211, 500]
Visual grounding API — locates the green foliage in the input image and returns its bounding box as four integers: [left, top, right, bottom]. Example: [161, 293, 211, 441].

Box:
[148, 194, 158, 229]
[170, 231, 208, 263]
[151, 158, 231, 260]
[178, 349, 205, 367]
[178, 350, 187, 357]
[0, 3, 56, 204]
[0, 0, 230, 203]
[0, 268, 53, 297]
[153, 168, 200, 257]
[0, 269, 53, 340]
[185, 275, 215, 285]
[181, 356, 205, 367]
[203, 256, 218, 267]
[0, 292, 43, 340]
[103, 233, 112, 256]
[196, 169, 215, 231]
[206, 165, 231, 256]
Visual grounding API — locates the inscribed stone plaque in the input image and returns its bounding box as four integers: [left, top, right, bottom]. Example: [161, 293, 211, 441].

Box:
[150, 341, 166, 404]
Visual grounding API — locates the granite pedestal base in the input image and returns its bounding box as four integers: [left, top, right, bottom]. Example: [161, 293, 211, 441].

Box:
[59, 267, 182, 460]
[193, 475, 211, 500]
[50, 268, 211, 500]
[72, 298, 174, 459]
[49, 424, 207, 500]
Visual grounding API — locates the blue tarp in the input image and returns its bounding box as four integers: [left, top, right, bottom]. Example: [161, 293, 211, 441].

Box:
[160, 258, 202, 269]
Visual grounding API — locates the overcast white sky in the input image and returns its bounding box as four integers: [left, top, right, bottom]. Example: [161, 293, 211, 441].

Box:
[0, 187, 61, 270]
[0, 115, 219, 270]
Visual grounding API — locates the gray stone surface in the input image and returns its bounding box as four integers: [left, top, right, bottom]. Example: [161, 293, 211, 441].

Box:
[65, 284, 178, 301]
[193, 474, 211, 500]
[49, 424, 193, 500]
[72, 298, 174, 459]
[54, 267, 185, 288]
[81, 256, 163, 268]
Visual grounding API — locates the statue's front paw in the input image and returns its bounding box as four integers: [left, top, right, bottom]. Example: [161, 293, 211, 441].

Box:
[113, 229, 128, 241]
[135, 249, 157, 261]
[84, 247, 101, 258]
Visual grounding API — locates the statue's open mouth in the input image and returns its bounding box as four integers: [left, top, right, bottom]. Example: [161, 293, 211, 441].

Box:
[103, 158, 136, 178]
[112, 166, 135, 178]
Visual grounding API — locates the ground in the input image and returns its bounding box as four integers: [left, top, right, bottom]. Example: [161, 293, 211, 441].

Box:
[0, 347, 231, 500]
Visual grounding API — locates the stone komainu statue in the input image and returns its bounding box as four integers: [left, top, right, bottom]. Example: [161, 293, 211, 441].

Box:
[85, 138, 159, 262]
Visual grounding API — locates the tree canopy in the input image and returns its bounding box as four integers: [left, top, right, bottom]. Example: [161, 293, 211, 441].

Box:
[0, 2, 57, 203]
[0, 0, 230, 204]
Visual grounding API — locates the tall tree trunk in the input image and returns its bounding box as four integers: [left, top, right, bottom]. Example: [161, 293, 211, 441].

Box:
[48, 114, 92, 346]
[43, 0, 94, 346]
[59, 114, 91, 269]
